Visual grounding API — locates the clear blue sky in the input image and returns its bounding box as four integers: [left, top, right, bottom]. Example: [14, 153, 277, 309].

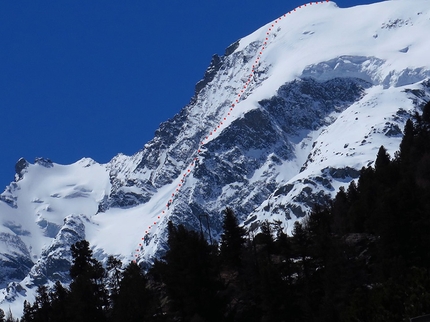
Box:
[0, 0, 379, 190]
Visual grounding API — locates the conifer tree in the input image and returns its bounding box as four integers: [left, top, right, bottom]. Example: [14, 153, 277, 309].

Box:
[32, 285, 51, 322]
[220, 207, 246, 268]
[346, 179, 359, 203]
[5, 309, 16, 322]
[21, 301, 33, 322]
[354, 166, 376, 232]
[70, 240, 94, 279]
[68, 240, 107, 322]
[375, 145, 390, 171]
[332, 186, 349, 233]
[106, 255, 122, 311]
[421, 100, 430, 125]
[49, 281, 69, 322]
[152, 222, 223, 321]
[291, 221, 311, 279]
[399, 118, 414, 162]
[110, 261, 154, 322]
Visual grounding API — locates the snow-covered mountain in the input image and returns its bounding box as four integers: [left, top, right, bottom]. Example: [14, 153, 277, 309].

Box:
[2, 0, 430, 315]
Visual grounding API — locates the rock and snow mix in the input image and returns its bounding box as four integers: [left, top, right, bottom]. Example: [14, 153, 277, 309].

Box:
[1, 0, 430, 316]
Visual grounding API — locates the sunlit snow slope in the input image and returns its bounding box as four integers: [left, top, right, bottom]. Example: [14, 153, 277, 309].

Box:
[1, 0, 430, 316]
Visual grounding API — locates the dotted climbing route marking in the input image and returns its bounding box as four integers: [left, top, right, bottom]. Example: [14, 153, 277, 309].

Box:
[133, 0, 330, 262]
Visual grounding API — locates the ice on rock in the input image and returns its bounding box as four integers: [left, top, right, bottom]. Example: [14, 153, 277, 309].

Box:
[2, 0, 430, 316]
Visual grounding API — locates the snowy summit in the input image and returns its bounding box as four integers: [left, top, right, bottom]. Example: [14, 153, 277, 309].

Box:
[1, 0, 430, 316]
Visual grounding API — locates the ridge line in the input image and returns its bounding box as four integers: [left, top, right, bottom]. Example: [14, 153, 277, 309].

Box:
[134, 0, 330, 263]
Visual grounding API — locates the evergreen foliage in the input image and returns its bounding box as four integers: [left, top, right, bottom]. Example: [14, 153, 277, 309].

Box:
[68, 240, 107, 322]
[105, 255, 122, 311]
[20, 241, 159, 322]
[20, 106, 430, 321]
[110, 261, 155, 322]
[220, 207, 246, 268]
[152, 221, 224, 321]
[5, 309, 17, 322]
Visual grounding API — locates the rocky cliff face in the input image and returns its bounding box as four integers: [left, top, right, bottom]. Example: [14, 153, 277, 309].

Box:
[1, 0, 430, 315]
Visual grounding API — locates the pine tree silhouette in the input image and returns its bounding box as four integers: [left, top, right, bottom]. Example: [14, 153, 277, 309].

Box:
[68, 240, 107, 322]
[220, 207, 246, 268]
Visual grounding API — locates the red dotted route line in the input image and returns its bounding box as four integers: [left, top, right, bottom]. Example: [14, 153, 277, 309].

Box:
[134, 0, 330, 262]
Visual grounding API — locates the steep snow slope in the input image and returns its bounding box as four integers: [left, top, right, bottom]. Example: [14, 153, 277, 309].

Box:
[0, 158, 110, 313]
[248, 82, 429, 231]
[1, 0, 430, 316]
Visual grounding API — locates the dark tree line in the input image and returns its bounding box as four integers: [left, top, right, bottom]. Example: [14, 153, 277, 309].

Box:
[21, 101, 430, 321]
[20, 240, 156, 322]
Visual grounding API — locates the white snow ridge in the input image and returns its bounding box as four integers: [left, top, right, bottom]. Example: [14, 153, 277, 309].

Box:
[1, 0, 430, 316]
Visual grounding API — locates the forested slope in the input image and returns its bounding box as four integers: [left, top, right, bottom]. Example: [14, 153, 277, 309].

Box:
[17, 101, 430, 322]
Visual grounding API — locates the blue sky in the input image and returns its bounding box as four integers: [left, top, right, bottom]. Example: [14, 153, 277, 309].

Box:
[0, 0, 379, 190]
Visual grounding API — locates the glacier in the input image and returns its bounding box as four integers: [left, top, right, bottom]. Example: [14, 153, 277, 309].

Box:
[1, 0, 430, 316]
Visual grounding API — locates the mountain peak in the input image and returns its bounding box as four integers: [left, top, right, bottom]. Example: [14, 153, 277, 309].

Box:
[2, 0, 430, 316]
